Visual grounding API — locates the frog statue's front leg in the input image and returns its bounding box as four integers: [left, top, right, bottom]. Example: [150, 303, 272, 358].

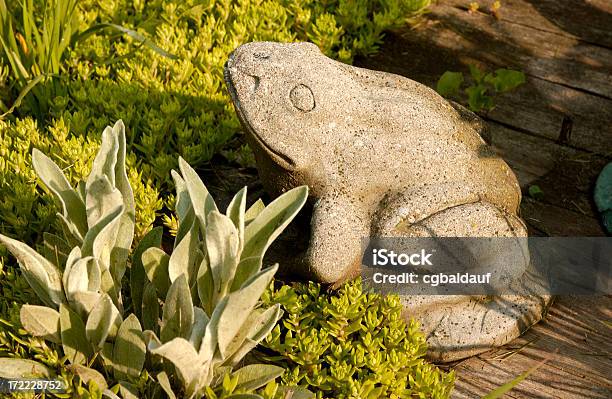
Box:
[305, 191, 371, 286]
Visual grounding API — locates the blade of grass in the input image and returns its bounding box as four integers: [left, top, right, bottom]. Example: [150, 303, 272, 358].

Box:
[481, 352, 554, 399]
[73, 23, 178, 60]
[489, 337, 539, 361]
[0, 74, 44, 119]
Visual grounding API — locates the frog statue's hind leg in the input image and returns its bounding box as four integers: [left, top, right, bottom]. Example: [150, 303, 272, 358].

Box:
[373, 183, 551, 362]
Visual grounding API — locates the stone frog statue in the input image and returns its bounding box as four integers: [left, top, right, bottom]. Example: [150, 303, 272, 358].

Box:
[224, 42, 549, 361]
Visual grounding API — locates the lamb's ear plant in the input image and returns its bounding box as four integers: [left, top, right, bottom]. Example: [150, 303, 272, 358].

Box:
[0, 120, 145, 396]
[139, 156, 310, 398]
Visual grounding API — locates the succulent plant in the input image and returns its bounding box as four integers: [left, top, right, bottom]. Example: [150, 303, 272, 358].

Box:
[0, 121, 145, 396]
[138, 156, 310, 398]
[262, 279, 455, 399]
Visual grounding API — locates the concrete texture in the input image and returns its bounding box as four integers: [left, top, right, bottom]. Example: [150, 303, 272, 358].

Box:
[224, 41, 551, 361]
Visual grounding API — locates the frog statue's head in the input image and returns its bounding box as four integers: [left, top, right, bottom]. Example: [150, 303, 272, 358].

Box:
[224, 41, 359, 194]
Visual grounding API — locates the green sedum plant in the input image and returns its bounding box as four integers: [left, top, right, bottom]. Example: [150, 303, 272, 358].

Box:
[262, 279, 455, 398]
[137, 156, 310, 398]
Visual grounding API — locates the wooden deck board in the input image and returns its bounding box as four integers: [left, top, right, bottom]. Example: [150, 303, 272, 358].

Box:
[452, 0, 612, 49]
[355, 0, 612, 397]
[451, 296, 612, 399]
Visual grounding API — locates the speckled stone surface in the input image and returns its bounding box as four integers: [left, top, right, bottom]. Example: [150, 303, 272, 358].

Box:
[224, 41, 551, 361]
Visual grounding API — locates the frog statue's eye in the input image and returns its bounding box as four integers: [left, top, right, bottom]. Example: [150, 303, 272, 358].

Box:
[289, 84, 315, 112]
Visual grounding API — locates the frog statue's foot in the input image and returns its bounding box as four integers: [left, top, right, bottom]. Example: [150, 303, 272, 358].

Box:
[374, 188, 552, 362]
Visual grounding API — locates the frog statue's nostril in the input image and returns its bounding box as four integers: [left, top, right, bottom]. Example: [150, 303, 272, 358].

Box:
[245, 74, 260, 93]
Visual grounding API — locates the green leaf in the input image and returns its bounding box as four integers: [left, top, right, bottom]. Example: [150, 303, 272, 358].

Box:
[111, 119, 136, 221]
[142, 247, 171, 297]
[32, 148, 87, 235]
[60, 303, 93, 365]
[161, 274, 194, 342]
[465, 84, 494, 112]
[242, 186, 308, 260]
[81, 204, 123, 267]
[226, 187, 247, 251]
[65, 257, 101, 300]
[245, 304, 282, 343]
[206, 211, 240, 301]
[199, 296, 228, 364]
[20, 305, 61, 343]
[141, 282, 160, 332]
[86, 294, 121, 348]
[171, 169, 192, 223]
[232, 364, 284, 392]
[87, 125, 118, 190]
[69, 291, 102, 319]
[436, 71, 463, 97]
[0, 358, 53, 379]
[469, 64, 485, 83]
[244, 199, 265, 225]
[131, 226, 163, 320]
[225, 395, 263, 399]
[119, 381, 139, 399]
[99, 268, 120, 308]
[102, 389, 121, 399]
[217, 265, 278, 359]
[70, 364, 108, 391]
[86, 176, 123, 229]
[157, 371, 177, 399]
[42, 232, 71, 267]
[197, 255, 214, 313]
[178, 157, 218, 229]
[148, 337, 201, 389]
[169, 219, 200, 286]
[224, 305, 282, 366]
[58, 213, 85, 244]
[528, 185, 544, 200]
[230, 256, 263, 292]
[189, 306, 209, 352]
[487, 69, 526, 93]
[113, 314, 146, 380]
[0, 233, 64, 308]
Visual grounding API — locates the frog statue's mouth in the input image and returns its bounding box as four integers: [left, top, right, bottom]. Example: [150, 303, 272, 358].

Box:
[224, 54, 297, 171]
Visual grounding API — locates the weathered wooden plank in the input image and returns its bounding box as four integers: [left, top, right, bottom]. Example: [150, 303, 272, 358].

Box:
[446, 0, 612, 49]
[488, 121, 608, 221]
[487, 77, 612, 157]
[521, 198, 605, 236]
[421, 3, 612, 98]
[453, 295, 612, 398]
